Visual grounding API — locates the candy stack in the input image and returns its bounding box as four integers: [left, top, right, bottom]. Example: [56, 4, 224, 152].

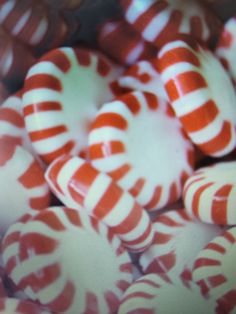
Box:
[0, 0, 235, 313]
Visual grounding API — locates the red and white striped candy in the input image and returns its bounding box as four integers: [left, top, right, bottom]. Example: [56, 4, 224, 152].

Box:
[23, 47, 122, 164]
[0, 138, 50, 233]
[0, 0, 70, 53]
[158, 36, 236, 157]
[97, 19, 157, 66]
[45, 155, 154, 252]
[215, 16, 236, 86]
[0, 91, 37, 157]
[118, 273, 217, 314]
[119, 0, 221, 49]
[193, 226, 236, 314]
[14, 207, 133, 313]
[117, 59, 168, 100]
[89, 91, 194, 210]
[0, 27, 36, 85]
[183, 161, 236, 225]
[139, 209, 222, 280]
[0, 298, 51, 313]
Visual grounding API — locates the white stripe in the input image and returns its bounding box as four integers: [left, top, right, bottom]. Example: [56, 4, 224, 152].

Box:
[161, 62, 201, 84]
[84, 173, 111, 215]
[142, 10, 170, 42]
[30, 18, 48, 45]
[158, 40, 191, 58]
[23, 88, 61, 106]
[25, 110, 64, 131]
[125, 0, 154, 24]
[104, 192, 134, 227]
[89, 127, 126, 145]
[92, 154, 128, 172]
[0, 0, 15, 23]
[12, 8, 31, 36]
[26, 61, 63, 79]
[171, 88, 210, 116]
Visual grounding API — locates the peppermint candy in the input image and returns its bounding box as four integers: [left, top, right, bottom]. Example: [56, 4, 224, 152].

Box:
[89, 91, 194, 210]
[11, 207, 133, 313]
[158, 36, 236, 157]
[23, 47, 122, 163]
[183, 161, 236, 225]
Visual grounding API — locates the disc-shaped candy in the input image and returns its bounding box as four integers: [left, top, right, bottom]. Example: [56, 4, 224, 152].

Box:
[0, 91, 37, 157]
[183, 161, 236, 225]
[23, 47, 122, 164]
[193, 226, 236, 314]
[0, 138, 50, 233]
[98, 19, 157, 66]
[45, 155, 154, 252]
[215, 15, 236, 85]
[89, 91, 194, 210]
[116, 59, 168, 99]
[118, 273, 217, 314]
[119, 0, 221, 49]
[139, 209, 222, 280]
[0, 297, 51, 313]
[14, 207, 133, 313]
[158, 36, 236, 157]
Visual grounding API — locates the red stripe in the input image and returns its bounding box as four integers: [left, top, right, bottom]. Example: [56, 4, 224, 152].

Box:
[166, 71, 207, 102]
[123, 219, 152, 247]
[68, 163, 98, 206]
[154, 214, 183, 227]
[18, 160, 45, 188]
[224, 230, 236, 244]
[194, 257, 221, 268]
[146, 251, 176, 274]
[207, 242, 226, 254]
[104, 291, 120, 313]
[24, 74, 62, 92]
[144, 92, 159, 110]
[92, 181, 123, 219]
[211, 184, 232, 224]
[129, 178, 145, 197]
[122, 292, 154, 304]
[75, 49, 91, 67]
[65, 208, 82, 227]
[180, 100, 219, 133]
[84, 292, 99, 314]
[119, 93, 141, 115]
[23, 101, 62, 116]
[192, 182, 214, 219]
[46, 155, 71, 194]
[20, 233, 58, 260]
[111, 202, 142, 235]
[29, 125, 67, 141]
[0, 108, 24, 127]
[2, 231, 19, 250]
[159, 47, 200, 73]
[41, 140, 75, 164]
[91, 112, 128, 130]
[145, 185, 162, 210]
[109, 164, 131, 181]
[168, 182, 179, 205]
[35, 210, 66, 231]
[89, 141, 125, 160]
[136, 279, 161, 289]
[119, 263, 133, 273]
[198, 121, 233, 155]
[40, 49, 71, 73]
[29, 194, 50, 210]
[46, 280, 75, 313]
[116, 280, 131, 292]
[97, 56, 111, 77]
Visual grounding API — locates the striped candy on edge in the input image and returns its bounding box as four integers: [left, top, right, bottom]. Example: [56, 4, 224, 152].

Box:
[158, 36, 236, 157]
[193, 226, 236, 314]
[45, 155, 154, 252]
[118, 273, 217, 314]
[183, 161, 236, 225]
[119, 0, 221, 49]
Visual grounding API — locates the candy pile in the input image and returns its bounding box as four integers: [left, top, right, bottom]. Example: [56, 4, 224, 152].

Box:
[0, 0, 236, 313]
